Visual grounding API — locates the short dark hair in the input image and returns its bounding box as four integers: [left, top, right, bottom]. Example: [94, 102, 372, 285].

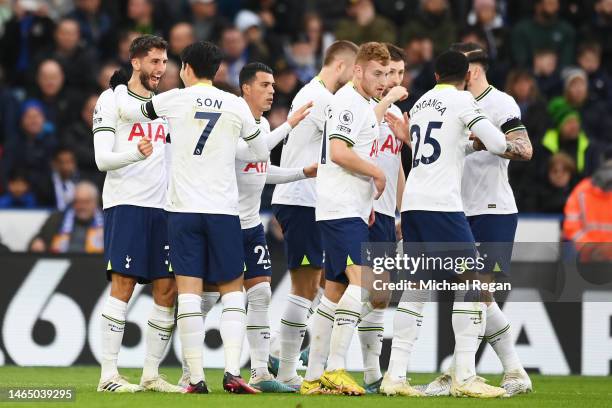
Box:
[239, 62, 273, 94]
[129, 35, 168, 60]
[180, 41, 223, 80]
[7, 167, 31, 183]
[577, 42, 602, 58]
[450, 42, 489, 71]
[385, 43, 406, 63]
[435, 50, 469, 83]
[323, 40, 359, 66]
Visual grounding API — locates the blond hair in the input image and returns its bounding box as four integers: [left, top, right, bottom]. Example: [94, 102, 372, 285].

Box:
[355, 42, 390, 66]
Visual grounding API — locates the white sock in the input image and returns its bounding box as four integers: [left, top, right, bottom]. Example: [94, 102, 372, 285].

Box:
[452, 300, 486, 383]
[358, 308, 385, 384]
[486, 302, 523, 373]
[177, 293, 204, 384]
[246, 282, 272, 377]
[305, 296, 337, 381]
[142, 303, 175, 380]
[326, 285, 371, 371]
[309, 287, 324, 318]
[221, 291, 247, 376]
[277, 294, 311, 381]
[269, 329, 281, 359]
[181, 291, 219, 379]
[388, 301, 425, 381]
[100, 296, 127, 382]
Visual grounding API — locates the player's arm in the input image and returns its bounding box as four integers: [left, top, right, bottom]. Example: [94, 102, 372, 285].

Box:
[238, 99, 270, 162]
[330, 140, 385, 199]
[114, 84, 178, 122]
[460, 96, 506, 155]
[396, 163, 405, 212]
[374, 86, 408, 123]
[265, 101, 313, 149]
[92, 91, 151, 171]
[265, 163, 317, 184]
[498, 119, 533, 161]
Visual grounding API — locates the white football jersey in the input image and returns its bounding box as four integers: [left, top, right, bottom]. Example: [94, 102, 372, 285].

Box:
[93, 89, 168, 210]
[316, 83, 379, 223]
[142, 83, 259, 214]
[462, 86, 523, 216]
[372, 100, 403, 217]
[236, 116, 272, 229]
[402, 84, 487, 213]
[272, 76, 333, 208]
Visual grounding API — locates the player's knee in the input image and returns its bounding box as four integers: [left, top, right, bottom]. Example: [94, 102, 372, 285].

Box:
[110, 273, 137, 302]
[246, 281, 271, 312]
[152, 279, 177, 307]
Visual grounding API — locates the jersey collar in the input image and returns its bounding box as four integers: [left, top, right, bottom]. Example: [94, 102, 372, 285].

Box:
[433, 83, 455, 90]
[475, 85, 494, 101]
[127, 88, 152, 101]
[314, 75, 326, 88]
[349, 81, 370, 102]
[194, 81, 214, 87]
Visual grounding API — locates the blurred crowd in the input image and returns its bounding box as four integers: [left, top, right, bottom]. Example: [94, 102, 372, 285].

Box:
[1, 0, 612, 220]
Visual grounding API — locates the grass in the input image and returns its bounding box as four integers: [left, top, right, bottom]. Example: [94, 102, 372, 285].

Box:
[0, 366, 610, 408]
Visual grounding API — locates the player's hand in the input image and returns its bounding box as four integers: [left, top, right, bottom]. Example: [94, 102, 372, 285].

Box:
[287, 101, 313, 128]
[383, 86, 409, 104]
[303, 162, 318, 178]
[469, 133, 487, 151]
[109, 69, 129, 90]
[137, 139, 153, 158]
[368, 208, 376, 227]
[30, 238, 46, 253]
[395, 221, 402, 241]
[373, 168, 386, 200]
[385, 111, 411, 147]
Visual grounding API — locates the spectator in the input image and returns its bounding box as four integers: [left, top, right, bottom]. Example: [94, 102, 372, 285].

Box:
[0, 0, 55, 85]
[467, 0, 508, 61]
[511, 0, 575, 68]
[577, 42, 612, 109]
[115, 30, 141, 72]
[34, 18, 97, 92]
[0, 167, 37, 209]
[68, 0, 113, 59]
[0, 0, 12, 37]
[29, 181, 103, 253]
[540, 97, 598, 178]
[3, 100, 57, 190]
[302, 13, 335, 69]
[525, 152, 576, 213]
[157, 60, 180, 93]
[125, 0, 157, 35]
[532, 48, 563, 99]
[580, 0, 612, 75]
[563, 149, 612, 257]
[167, 22, 194, 66]
[29, 59, 81, 132]
[37, 147, 79, 209]
[235, 9, 273, 64]
[95, 62, 120, 93]
[400, 0, 456, 55]
[221, 26, 262, 89]
[335, 0, 396, 44]
[285, 38, 317, 84]
[505, 69, 550, 141]
[403, 35, 435, 100]
[190, 0, 229, 43]
[562, 67, 612, 144]
[270, 61, 300, 110]
[62, 94, 98, 185]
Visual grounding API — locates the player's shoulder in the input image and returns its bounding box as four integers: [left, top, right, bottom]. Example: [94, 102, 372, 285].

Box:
[487, 87, 521, 118]
[259, 116, 271, 132]
[296, 78, 331, 102]
[332, 83, 366, 108]
[97, 88, 116, 105]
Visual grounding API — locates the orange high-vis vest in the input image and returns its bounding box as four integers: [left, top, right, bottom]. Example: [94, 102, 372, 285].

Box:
[563, 178, 612, 259]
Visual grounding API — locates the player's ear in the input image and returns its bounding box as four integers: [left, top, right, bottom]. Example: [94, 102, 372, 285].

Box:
[131, 57, 140, 71]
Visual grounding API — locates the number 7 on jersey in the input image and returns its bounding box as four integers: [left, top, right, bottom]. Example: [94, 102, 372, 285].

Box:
[193, 111, 221, 155]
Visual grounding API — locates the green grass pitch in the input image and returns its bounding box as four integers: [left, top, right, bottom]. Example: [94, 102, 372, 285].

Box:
[0, 366, 610, 408]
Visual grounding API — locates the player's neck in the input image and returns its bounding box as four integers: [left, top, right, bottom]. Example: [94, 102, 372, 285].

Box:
[245, 100, 263, 120]
[351, 78, 371, 101]
[316, 68, 338, 93]
[128, 76, 152, 98]
[469, 80, 490, 99]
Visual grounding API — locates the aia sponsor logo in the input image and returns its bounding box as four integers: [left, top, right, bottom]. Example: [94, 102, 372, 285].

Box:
[127, 123, 167, 143]
[242, 162, 268, 173]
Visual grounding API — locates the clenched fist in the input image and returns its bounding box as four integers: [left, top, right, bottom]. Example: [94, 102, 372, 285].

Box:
[137, 139, 153, 158]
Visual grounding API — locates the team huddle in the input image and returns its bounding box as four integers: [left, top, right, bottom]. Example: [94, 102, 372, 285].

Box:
[92, 34, 534, 398]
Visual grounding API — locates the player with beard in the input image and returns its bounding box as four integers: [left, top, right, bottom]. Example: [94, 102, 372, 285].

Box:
[93, 35, 183, 393]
